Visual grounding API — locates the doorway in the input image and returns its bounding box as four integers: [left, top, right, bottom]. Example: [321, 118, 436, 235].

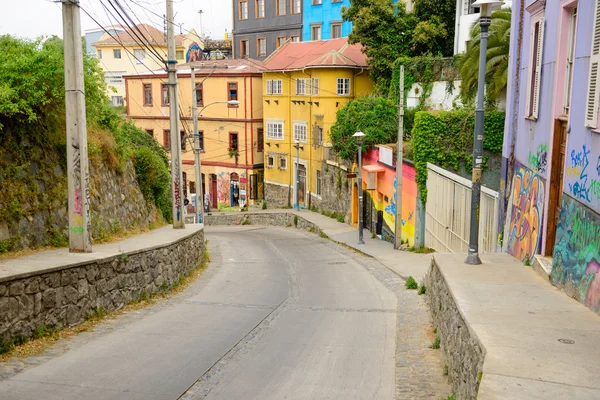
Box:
[210, 174, 217, 209]
[297, 164, 306, 207]
[545, 118, 568, 256]
[230, 172, 240, 206]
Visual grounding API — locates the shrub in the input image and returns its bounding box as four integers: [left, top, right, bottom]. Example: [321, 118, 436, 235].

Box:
[405, 276, 418, 290]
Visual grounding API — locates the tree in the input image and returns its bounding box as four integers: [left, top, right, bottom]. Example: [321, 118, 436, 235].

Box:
[458, 8, 512, 103]
[413, 0, 456, 57]
[330, 96, 398, 160]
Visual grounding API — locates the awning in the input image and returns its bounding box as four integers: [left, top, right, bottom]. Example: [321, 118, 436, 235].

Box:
[362, 164, 386, 173]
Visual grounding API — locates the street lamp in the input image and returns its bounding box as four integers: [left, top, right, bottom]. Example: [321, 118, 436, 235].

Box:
[293, 140, 304, 211]
[188, 71, 240, 225]
[465, 0, 504, 265]
[353, 131, 366, 245]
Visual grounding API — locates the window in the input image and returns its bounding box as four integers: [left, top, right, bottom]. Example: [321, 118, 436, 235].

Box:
[257, 38, 266, 57]
[257, 128, 264, 152]
[585, 1, 600, 128]
[228, 82, 238, 104]
[239, 0, 248, 20]
[312, 78, 319, 95]
[279, 157, 287, 170]
[105, 72, 124, 85]
[161, 83, 169, 106]
[163, 130, 170, 150]
[267, 119, 284, 140]
[564, 7, 578, 115]
[277, 0, 286, 15]
[526, 16, 545, 119]
[197, 131, 204, 152]
[267, 155, 275, 168]
[312, 0, 322, 4]
[311, 25, 322, 41]
[143, 83, 152, 106]
[97, 50, 102, 59]
[316, 170, 322, 195]
[276, 36, 286, 48]
[296, 78, 307, 95]
[314, 125, 323, 146]
[337, 78, 350, 95]
[176, 50, 184, 60]
[229, 132, 239, 151]
[266, 79, 283, 95]
[111, 96, 124, 106]
[195, 83, 203, 106]
[292, 0, 301, 14]
[293, 121, 308, 143]
[113, 49, 121, 59]
[291, 35, 300, 43]
[181, 131, 187, 151]
[182, 172, 187, 195]
[240, 40, 249, 58]
[134, 49, 145, 64]
[256, 0, 265, 18]
[331, 23, 342, 39]
[145, 129, 154, 137]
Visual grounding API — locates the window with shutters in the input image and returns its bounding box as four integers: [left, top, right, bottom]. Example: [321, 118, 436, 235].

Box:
[585, 0, 600, 128]
[563, 7, 578, 116]
[526, 14, 545, 120]
[312, 78, 319, 95]
[296, 79, 311, 95]
[266, 79, 282, 95]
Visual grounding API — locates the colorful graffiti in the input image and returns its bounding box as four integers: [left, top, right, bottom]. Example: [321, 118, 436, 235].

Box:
[506, 166, 545, 263]
[528, 143, 548, 175]
[186, 42, 203, 63]
[551, 195, 600, 315]
[216, 172, 230, 206]
[566, 144, 600, 204]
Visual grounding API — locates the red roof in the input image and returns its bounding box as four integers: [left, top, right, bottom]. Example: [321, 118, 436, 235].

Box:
[263, 38, 368, 71]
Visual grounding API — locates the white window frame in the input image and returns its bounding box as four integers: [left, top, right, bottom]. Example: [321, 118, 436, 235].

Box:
[267, 119, 284, 140]
[134, 48, 145, 64]
[293, 121, 308, 143]
[258, 38, 266, 57]
[267, 79, 282, 95]
[97, 49, 102, 59]
[525, 13, 545, 120]
[312, 78, 319, 95]
[279, 157, 287, 170]
[296, 78, 312, 95]
[337, 78, 351, 95]
[266, 80, 273, 95]
[585, 0, 600, 128]
[267, 155, 275, 168]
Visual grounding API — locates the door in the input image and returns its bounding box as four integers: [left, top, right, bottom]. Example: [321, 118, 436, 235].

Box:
[297, 164, 306, 206]
[545, 118, 568, 255]
[210, 174, 217, 209]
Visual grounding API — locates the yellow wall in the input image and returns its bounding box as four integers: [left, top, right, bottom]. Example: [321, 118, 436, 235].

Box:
[126, 72, 264, 207]
[263, 67, 373, 206]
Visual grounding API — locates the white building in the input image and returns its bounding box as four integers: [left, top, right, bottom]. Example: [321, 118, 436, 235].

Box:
[454, 0, 512, 54]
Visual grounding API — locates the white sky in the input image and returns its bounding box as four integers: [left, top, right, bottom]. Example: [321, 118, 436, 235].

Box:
[0, 0, 232, 40]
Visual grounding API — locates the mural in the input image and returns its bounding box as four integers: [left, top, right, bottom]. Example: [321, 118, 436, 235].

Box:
[506, 166, 545, 263]
[551, 195, 600, 315]
[186, 42, 203, 63]
[216, 171, 230, 207]
[528, 143, 548, 175]
[565, 144, 600, 212]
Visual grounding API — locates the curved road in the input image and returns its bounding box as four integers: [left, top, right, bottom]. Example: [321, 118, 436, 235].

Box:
[0, 226, 447, 399]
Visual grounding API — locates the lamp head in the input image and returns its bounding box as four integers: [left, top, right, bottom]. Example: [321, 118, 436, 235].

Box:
[228, 100, 240, 106]
[472, 0, 504, 17]
[353, 131, 366, 144]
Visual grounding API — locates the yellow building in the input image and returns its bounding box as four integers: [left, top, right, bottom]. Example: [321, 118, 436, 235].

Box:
[125, 59, 265, 209]
[93, 24, 204, 107]
[261, 38, 373, 208]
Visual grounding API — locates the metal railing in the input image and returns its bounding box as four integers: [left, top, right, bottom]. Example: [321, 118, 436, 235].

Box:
[425, 163, 499, 254]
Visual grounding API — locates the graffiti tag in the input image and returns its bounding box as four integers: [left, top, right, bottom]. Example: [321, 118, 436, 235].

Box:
[528, 144, 548, 174]
[567, 145, 595, 203]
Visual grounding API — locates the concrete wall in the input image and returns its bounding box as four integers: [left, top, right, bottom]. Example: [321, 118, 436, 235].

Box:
[426, 257, 485, 399]
[0, 228, 204, 344]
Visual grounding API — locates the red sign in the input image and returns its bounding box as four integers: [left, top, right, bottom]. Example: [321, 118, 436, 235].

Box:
[240, 177, 248, 184]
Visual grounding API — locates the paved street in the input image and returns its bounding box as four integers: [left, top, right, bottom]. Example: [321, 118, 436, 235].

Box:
[0, 226, 450, 399]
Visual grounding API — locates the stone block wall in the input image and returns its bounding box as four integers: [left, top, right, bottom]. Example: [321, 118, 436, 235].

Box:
[205, 212, 324, 235]
[264, 183, 291, 208]
[310, 161, 353, 223]
[426, 257, 485, 399]
[0, 228, 204, 343]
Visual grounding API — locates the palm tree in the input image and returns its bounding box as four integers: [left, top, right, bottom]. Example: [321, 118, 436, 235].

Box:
[459, 7, 512, 103]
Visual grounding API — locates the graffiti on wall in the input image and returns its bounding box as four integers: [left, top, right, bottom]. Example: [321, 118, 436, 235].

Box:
[551, 195, 600, 315]
[186, 42, 203, 63]
[506, 166, 545, 263]
[566, 144, 600, 205]
[216, 171, 231, 206]
[528, 143, 548, 175]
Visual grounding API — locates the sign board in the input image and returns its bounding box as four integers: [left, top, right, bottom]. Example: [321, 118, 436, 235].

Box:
[240, 177, 248, 184]
[378, 145, 394, 167]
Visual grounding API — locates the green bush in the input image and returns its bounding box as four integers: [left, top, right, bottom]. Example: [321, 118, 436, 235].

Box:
[405, 276, 418, 290]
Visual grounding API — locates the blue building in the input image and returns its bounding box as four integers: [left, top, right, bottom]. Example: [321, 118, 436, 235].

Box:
[302, 0, 352, 41]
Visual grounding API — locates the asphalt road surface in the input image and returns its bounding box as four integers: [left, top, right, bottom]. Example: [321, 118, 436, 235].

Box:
[0, 226, 441, 399]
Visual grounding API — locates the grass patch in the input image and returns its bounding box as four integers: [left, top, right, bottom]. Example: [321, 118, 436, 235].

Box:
[336, 214, 344, 223]
[241, 216, 252, 225]
[0, 243, 211, 362]
[371, 231, 376, 239]
[405, 276, 418, 290]
[433, 327, 437, 334]
[319, 231, 329, 239]
[408, 246, 435, 254]
[429, 336, 441, 349]
[418, 284, 426, 295]
[294, 215, 298, 226]
[446, 394, 455, 400]
[262, 201, 267, 210]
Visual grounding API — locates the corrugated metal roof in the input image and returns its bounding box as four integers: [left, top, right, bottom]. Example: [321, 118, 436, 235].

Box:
[263, 38, 368, 71]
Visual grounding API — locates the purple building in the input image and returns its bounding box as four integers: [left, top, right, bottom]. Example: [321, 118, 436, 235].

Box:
[501, 0, 600, 315]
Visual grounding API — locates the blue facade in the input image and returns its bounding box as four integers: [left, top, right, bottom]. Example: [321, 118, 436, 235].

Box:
[302, 0, 352, 41]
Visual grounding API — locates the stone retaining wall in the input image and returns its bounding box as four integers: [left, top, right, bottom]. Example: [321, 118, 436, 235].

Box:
[426, 257, 485, 399]
[264, 183, 290, 208]
[205, 212, 324, 235]
[0, 228, 204, 344]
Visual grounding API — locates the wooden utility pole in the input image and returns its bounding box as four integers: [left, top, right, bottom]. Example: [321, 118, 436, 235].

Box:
[394, 66, 405, 250]
[62, 0, 92, 252]
[167, 0, 185, 228]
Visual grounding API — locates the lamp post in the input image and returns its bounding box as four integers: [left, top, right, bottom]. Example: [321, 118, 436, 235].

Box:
[465, 0, 504, 265]
[353, 131, 366, 245]
[293, 141, 304, 211]
[186, 96, 240, 224]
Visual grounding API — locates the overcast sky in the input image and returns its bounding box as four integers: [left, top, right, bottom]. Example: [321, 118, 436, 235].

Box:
[0, 0, 232, 40]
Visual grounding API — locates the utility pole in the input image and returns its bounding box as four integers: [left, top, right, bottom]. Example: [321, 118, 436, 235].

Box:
[62, 0, 92, 252]
[295, 142, 300, 210]
[394, 66, 405, 250]
[167, 0, 185, 228]
[191, 67, 204, 224]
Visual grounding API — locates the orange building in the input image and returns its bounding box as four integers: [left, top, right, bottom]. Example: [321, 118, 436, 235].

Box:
[125, 59, 265, 209]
